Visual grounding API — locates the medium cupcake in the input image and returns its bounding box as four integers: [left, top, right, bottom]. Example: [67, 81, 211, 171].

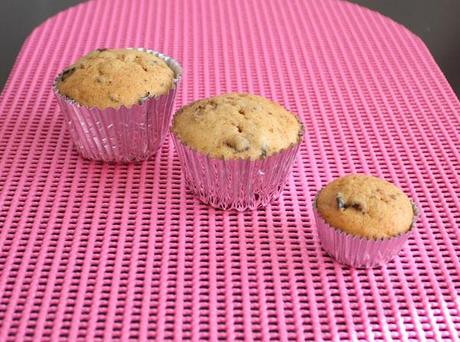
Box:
[54, 48, 182, 162]
[313, 174, 418, 268]
[171, 93, 303, 211]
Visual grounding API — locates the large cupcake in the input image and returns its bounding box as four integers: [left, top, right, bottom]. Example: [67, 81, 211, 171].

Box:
[314, 174, 418, 268]
[171, 93, 303, 211]
[54, 48, 182, 162]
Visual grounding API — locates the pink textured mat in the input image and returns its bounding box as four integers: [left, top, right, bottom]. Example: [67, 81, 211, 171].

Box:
[0, 0, 459, 340]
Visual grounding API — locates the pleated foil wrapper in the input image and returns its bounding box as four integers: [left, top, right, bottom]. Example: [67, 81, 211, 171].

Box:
[53, 49, 182, 162]
[313, 198, 418, 268]
[171, 133, 302, 211]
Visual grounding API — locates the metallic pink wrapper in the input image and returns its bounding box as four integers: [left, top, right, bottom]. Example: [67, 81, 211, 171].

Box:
[313, 200, 418, 268]
[53, 49, 182, 162]
[171, 133, 302, 211]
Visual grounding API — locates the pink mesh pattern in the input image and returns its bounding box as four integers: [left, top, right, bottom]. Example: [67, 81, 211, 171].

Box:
[0, 0, 459, 340]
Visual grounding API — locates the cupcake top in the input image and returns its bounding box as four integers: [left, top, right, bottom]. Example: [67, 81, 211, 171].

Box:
[316, 174, 414, 239]
[56, 48, 175, 109]
[172, 93, 303, 160]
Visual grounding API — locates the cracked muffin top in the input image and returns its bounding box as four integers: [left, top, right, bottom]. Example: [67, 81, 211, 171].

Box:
[56, 48, 175, 109]
[172, 93, 303, 160]
[316, 174, 414, 239]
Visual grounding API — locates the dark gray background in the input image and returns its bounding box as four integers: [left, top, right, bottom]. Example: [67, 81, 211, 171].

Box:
[0, 0, 459, 95]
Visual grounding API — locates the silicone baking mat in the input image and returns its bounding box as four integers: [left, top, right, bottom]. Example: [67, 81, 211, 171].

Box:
[0, 0, 459, 340]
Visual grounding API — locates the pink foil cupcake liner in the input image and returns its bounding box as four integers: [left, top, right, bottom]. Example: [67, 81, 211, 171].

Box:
[171, 133, 303, 211]
[313, 197, 418, 268]
[53, 49, 182, 162]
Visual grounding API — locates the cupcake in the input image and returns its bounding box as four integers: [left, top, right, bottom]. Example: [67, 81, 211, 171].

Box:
[171, 93, 303, 211]
[53, 48, 182, 162]
[313, 174, 418, 268]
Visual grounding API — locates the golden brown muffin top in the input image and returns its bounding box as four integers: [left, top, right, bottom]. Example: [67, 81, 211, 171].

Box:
[316, 174, 414, 239]
[172, 93, 303, 160]
[57, 48, 175, 109]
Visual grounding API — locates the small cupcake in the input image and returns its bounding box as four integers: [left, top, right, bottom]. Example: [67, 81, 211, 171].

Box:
[54, 48, 182, 162]
[313, 174, 418, 268]
[171, 93, 303, 211]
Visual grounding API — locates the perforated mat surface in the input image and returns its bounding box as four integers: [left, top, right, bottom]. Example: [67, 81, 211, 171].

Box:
[0, 0, 459, 340]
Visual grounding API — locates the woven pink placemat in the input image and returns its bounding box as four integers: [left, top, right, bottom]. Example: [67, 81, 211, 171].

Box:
[0, 0, 459, 340]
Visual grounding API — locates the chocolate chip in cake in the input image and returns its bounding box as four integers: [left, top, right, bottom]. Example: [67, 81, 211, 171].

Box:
[260, 147, 267, 158]
[108, 94, 120, 103]
[336, 194, 366, 213]
[225, 135, 250, 152]
[207, 100, 218, 109]
[61, 67, 76, 81]
[138, 92, 151, 104]
[336, 192, 346, 210]
[350, 201, 364, 212]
